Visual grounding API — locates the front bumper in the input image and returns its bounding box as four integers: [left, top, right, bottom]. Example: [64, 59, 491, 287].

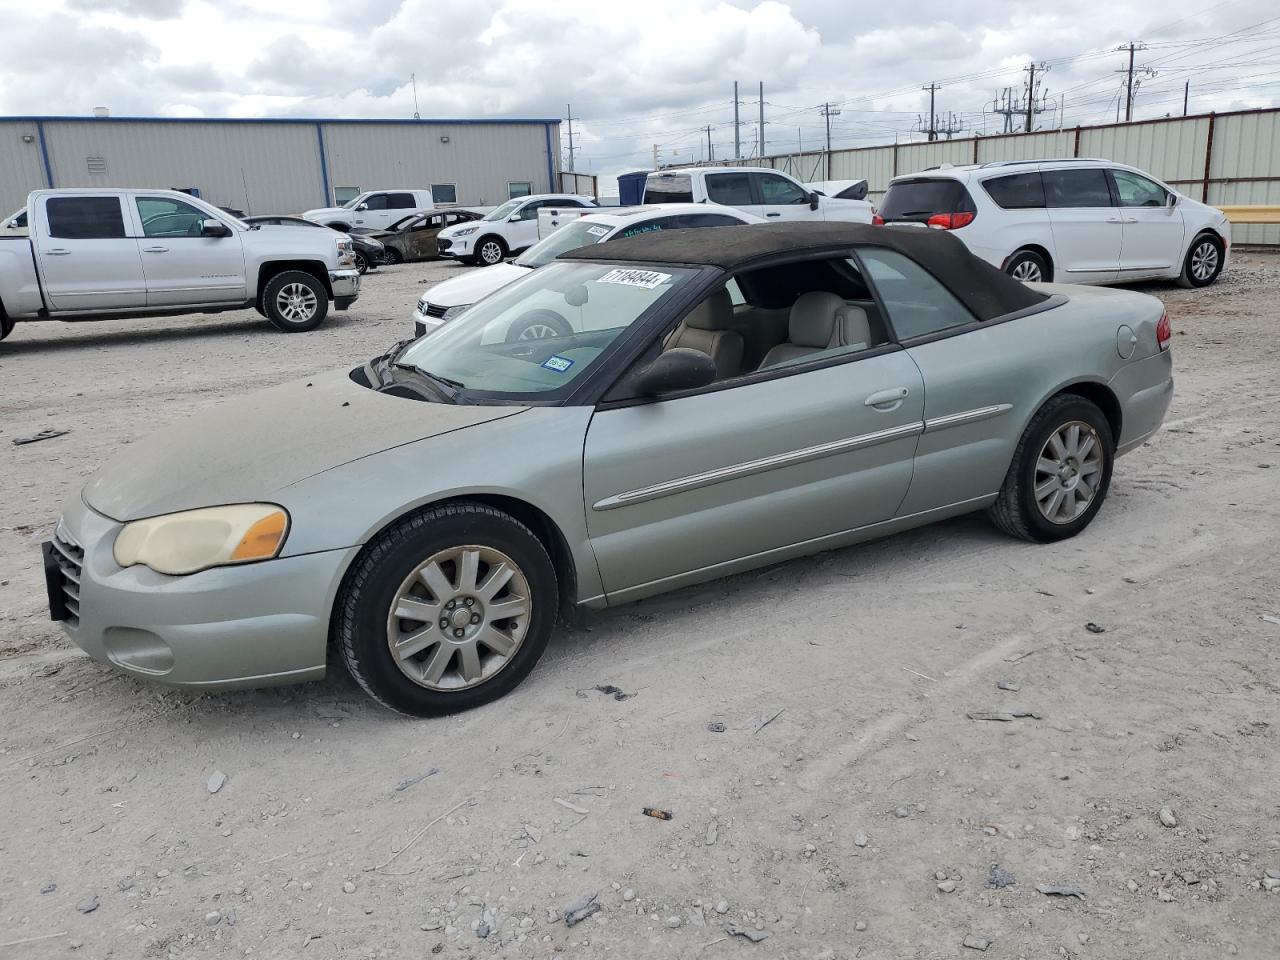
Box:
[330, 268, 361, 309]
[437, 237, 472, 259]
[46, 496, 359, 690]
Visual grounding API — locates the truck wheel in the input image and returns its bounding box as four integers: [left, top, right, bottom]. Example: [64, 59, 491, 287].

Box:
[0, 315, 14, 342]
[476, 236, 507, 266]
[335, 502, 558, 716]
[263, 271, 329, 332]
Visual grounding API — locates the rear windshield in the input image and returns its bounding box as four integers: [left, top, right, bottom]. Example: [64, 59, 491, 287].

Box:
[643, 174, 694, 204]
[879, 178, 974, 222]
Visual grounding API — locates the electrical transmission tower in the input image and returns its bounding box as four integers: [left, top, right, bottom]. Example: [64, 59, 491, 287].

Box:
[989, 64, 1052, 134]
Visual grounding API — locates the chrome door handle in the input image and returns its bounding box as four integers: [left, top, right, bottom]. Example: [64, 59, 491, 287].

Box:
[865, 387, 910, 408]
[44, 248, 71, 256]
[142, 246, 169, 253]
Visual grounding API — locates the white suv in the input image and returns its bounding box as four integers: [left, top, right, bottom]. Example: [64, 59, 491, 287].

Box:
[436, 194, 597, 266]
[876, 159, 1230, 287]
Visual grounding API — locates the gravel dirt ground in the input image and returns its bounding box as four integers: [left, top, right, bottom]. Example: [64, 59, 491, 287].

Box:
[1, 252, 1278, 959]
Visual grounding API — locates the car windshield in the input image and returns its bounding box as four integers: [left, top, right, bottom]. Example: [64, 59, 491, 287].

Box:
[515, 220, 613, 268]
[483, 199, 524, 222]
[342, 193, 370, 209]
[396, 260, 695, 399]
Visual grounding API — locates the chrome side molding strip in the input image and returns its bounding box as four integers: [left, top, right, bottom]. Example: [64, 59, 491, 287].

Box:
[924, 404, 1012, 432]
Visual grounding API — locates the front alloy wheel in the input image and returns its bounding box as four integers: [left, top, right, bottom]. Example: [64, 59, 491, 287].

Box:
[386, 545, 531, 691]
[1184, 237, 1222, 287]
[336, 502, 558, 716]
[263, 270, 329, 332]
[477, 238, 506, 266]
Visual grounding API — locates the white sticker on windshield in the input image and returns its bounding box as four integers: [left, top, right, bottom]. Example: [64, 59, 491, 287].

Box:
[595, 268, 672, 289]
[586, 225, 609, 237]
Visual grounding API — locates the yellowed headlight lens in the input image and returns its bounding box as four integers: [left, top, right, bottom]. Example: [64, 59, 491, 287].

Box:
[114, 504, 289, 576]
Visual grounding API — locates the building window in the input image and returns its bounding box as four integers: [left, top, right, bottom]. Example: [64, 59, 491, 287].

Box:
[431, 184, 458, 205]
[86, 156, 107, 174]
[333, 186, 361, 206]
[508, 181, 532, 199]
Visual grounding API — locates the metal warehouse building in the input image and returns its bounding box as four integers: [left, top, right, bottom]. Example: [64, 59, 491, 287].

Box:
[0, 115, 564, 217]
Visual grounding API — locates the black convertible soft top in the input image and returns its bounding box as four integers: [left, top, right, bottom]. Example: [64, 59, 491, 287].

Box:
[560, 221, 1047, 322]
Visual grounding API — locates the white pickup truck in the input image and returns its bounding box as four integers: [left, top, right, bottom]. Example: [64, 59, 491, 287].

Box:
[643, 166, 874, 222]
[0, 188, 360, 342]
[303, 189, 436, 232]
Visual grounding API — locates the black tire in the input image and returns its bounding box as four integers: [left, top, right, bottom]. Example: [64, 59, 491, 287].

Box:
[383, 247, 403, 265]
[335, 502, 558, 717]
[263, 270, 329, 333]
[329, 221, 352, 233]
[1177, 233, 1224, 288]
[353, 251, 369, 274]
[1005, 249, 1052, 284]
[475, 236, 507, 267]
[988, 394, 1114, 543]
[0, 314, 14, 342]
[505, 309, 573, 343]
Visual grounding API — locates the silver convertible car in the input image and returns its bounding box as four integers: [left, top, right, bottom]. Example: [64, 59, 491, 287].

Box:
[44, 223, 1173, 716]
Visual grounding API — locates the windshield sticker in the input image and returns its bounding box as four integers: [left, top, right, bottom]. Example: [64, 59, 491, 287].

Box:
[595, 268, 672, 289]
[586, 225, 610, 237]
[619, 223, 663, 238]
[541, 355, 575, 373]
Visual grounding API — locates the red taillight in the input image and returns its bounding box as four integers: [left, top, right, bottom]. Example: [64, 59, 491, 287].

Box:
[925, 211, 975, 230]
[1156, 311, 1171, 352]
[872, 213, 885, 226]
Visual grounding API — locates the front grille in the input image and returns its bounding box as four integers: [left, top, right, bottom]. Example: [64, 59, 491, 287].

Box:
[50, 522, 85, 627]
[423, 302, 447, 319]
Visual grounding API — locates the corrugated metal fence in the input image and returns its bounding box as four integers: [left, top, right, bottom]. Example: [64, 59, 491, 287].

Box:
[728, 106, 1280, 245]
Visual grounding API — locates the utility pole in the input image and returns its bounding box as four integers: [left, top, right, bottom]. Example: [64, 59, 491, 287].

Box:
[923, 82, 940, 141]
[1115, 43, 1154, 122]
[758, 82, 765, 158]
[1022, 62, 1049, 132]
[733, 81, 741, 159]
[565, 103, 575, 170]
[704, 125, 714, 163]
[652, 144, 660, 169]
[820, 102, 841, 153]
[410, 73, 420, 119]
[1183, 79, 1190, 116]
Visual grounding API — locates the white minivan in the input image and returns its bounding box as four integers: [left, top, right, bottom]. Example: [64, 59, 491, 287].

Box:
[876, 159, 1230, 287]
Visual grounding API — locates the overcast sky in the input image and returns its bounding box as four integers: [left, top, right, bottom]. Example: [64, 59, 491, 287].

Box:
[3, 0, 1278, 190]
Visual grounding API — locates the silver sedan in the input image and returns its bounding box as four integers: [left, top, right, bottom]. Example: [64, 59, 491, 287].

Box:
[44, 223, 1173, 716]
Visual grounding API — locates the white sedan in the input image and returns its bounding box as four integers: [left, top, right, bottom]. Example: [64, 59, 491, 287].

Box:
[413, 204, 763, 339]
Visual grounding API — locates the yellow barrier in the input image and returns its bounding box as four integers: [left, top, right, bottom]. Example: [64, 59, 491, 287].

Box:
[1217, 205, 1280, 224]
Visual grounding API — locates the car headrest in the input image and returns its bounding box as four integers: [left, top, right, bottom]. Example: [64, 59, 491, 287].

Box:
[684, 288, 733, 331]
[789, 291, 846, 347]
[839, 304, 871, 348]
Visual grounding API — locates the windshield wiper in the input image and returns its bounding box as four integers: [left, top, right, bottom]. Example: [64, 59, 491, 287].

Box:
[391, 362, 466, 401]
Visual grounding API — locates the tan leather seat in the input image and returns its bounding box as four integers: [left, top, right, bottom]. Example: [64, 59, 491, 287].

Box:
[759, 292, 869, 368]
[664, 289, 743, 379]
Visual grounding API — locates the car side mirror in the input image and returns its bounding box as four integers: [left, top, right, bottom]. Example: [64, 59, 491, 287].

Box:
[633, 348, 717, 396]
[809, 191, 820, 210]
[1167, 193, 1179, 207]
[356, 203, 369, 211]
[200, 219, 232, 238]
[509, 215, 522, 222]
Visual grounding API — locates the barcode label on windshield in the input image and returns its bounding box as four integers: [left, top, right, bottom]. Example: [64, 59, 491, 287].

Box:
[596, 268, 671, 289]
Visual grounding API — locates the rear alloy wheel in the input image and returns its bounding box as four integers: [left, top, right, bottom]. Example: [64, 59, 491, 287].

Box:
[988, 395, 1114, 543]
[336, 503, 558, 716]
[1005, 249, 1051, 284]
[263, 270, 328, 332]
[1178, 234, 1223, 288]
[476, 236, 507, 266]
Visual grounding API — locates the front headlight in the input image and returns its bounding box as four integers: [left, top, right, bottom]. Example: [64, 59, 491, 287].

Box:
[113, 504, 289, 576]
[364, 237, 384, 250]
[453, 226, 479, 237]
[336, 238, 355, 267]
[441, 304, 470, 321]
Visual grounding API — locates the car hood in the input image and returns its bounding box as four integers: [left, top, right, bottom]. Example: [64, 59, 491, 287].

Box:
[421, 262, 531, 308]
[83, 369, 526, 522]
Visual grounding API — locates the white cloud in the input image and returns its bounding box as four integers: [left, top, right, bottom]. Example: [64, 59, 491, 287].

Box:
[0, 0, 1276, 192]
